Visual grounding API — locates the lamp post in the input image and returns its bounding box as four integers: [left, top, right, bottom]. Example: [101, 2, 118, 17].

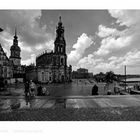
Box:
[125, 65, 126, 91]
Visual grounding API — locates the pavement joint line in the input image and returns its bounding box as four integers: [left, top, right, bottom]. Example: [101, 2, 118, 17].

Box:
[0, 95, 138, 99]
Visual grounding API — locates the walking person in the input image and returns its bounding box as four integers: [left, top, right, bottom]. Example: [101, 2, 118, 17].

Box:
[42, 86, 50, 96]
[92, 84, 98, 95]
[24, 81, 29, 97]
[37, 84, 42, 96]
[42, 86, 46, 96]
[29, 80, 36, 97]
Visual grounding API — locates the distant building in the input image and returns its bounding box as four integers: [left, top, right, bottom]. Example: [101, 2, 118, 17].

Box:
[77, 68, 88, 74]
[93, 72, 105, 82]
[25, 64, 38, 82]
[26, 17, 72, 83]
[72, 68, 93, 79]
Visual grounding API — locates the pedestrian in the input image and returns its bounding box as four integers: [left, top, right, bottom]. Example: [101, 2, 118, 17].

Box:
[42, 86, 46, 96]
[29, 80, 36, 97]
[107, 89, 112, 95]
[92, 84, 98, 95]
[24, 81, 29, 97]
[37, 84, 42, 96]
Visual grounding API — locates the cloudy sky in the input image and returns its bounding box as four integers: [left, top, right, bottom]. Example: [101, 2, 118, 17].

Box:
[1, 10, 140, 74]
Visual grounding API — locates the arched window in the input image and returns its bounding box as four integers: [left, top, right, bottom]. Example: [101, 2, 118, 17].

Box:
[61, 47, 63, 53]
[42, 72, 44, 82]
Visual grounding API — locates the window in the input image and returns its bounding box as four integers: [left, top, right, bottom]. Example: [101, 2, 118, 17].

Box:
[42, 72, 44, 81]
[49, 77, 51, 81]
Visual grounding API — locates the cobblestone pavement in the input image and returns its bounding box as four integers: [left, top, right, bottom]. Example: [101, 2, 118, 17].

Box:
[0, 107, 140, 121]
[1, 95, 140, 111]
[1, 80, 140, 120]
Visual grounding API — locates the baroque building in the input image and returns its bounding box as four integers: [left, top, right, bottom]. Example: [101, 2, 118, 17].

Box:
[26, 17, 72, 83]
[0, 44, 13, 80]
[0, 28, 25, 83]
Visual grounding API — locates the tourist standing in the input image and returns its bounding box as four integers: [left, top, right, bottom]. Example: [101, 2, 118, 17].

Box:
[107, 89, 112, 95]
[24, 81, 29, 97]
[42, 86, 46, 96]
[92, 84, 98, 95]
[37, 84, 42, 96]
[29, 80, 36, 97]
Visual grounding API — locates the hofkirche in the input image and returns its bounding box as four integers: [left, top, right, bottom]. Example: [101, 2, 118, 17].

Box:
[26, 17, 72, 83]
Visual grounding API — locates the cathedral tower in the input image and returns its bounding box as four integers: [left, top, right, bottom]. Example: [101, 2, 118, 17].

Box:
[10, 28, 21, 66]
[54, 16, 66, 54]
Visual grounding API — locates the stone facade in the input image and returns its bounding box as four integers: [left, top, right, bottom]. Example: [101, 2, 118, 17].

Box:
[26, 17, 72, 83]
[0, 44, 13, 80]
[0, 28, 25, 82]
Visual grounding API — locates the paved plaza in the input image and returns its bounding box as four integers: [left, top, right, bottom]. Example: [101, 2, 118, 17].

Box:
[1, 79, 140, 120]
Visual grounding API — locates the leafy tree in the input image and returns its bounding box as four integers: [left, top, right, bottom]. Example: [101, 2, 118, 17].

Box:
[105, 71, 116, 83]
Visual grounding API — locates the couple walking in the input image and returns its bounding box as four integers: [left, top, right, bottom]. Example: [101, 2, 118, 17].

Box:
[24, 80, 36, 97]
[37, 84, 50, 96]
[24, 80, 50, 97]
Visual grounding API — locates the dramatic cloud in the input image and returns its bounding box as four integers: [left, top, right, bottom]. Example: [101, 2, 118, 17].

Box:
[97, 25, 120, 38]
[0, 10, 53, 55]
[21, 54, 36, 65]
[108, 10, 140, 27]
[95, 35, 132, 56]
[109, 10, 140, 45]
[76, 49, 140, 73]
[3, 47, 10, 57]
[35, 40, 54, 51]
[94, 50, 140, 72]
[77, 54, 103, 71]
[68, 33, 93, 63]
[93, 10, 140, 57]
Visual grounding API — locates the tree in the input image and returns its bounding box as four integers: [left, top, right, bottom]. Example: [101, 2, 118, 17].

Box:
[105, 71, 116, 83]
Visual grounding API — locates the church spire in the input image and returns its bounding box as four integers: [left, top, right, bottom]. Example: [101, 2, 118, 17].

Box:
[59, 16, 61, 22]
[13, 27, 18, 46]
[58, 16, 63, 28]
[14, 27, 17, 37]
[10, 27, 21, 65]
[59, 16, 62, 24]
[54, 16, 66, 54]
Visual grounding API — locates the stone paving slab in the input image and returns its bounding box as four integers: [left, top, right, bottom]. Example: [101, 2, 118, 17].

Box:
[1, 95, 140, 111]
[66, 95, 140, 108]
